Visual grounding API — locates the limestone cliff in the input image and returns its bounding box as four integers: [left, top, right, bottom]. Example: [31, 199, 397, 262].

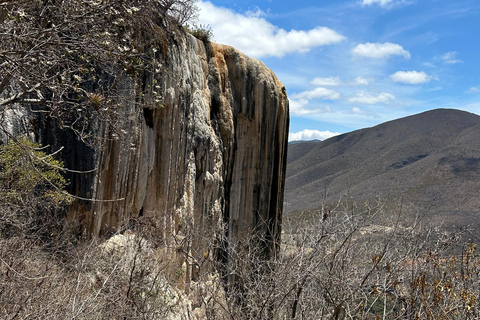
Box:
[37, 33, 289, 285]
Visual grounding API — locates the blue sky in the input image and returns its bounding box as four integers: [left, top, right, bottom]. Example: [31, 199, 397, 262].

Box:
[197, 0, 480, 141]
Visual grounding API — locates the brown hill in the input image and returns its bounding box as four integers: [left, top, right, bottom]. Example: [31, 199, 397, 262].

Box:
[285, 109, 480, 235]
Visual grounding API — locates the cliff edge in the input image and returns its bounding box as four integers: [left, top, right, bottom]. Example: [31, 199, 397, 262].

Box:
[36, 32, 289, 286]
[0, 3, 288, 317]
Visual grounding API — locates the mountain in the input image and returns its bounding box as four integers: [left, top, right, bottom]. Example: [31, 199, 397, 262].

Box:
[285, 109, 480, 233]
[288, 139, 320, 145]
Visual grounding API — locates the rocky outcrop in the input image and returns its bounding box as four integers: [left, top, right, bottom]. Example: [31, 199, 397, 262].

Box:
[35, 32, 289, 286]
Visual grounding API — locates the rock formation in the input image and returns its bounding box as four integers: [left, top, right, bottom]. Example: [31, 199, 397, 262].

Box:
[33, 32, 289, 287]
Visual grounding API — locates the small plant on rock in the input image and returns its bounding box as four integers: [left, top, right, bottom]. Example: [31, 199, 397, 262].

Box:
[188, 24, 214, 42]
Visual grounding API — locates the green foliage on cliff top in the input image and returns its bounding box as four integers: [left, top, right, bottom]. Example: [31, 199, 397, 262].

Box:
[187, 24, 214, 42]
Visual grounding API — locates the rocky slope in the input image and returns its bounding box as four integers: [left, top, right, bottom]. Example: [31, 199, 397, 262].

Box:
[286, 109, 480, 234]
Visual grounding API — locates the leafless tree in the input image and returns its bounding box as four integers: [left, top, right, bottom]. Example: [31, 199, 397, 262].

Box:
[159, 0, 199, 25]
[197, 197, 480, 320]
[0, 0, 198, 144]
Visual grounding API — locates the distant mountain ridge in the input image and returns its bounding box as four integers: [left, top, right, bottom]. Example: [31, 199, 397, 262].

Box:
[288, 139, 320, 145]
[285, 109, 480, 233]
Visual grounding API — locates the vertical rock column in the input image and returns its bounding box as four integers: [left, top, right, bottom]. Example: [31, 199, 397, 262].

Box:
[206, 43, 289, 261]
[63, 34, 289, 286]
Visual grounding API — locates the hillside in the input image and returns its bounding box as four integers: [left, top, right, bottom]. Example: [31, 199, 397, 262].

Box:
[285, 109, 480, 233]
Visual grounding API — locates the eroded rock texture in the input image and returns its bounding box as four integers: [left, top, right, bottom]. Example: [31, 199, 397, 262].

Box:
[40, 34, 289, 284]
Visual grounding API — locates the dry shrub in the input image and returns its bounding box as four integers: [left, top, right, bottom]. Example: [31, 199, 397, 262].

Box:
[0, 230, 187, 319]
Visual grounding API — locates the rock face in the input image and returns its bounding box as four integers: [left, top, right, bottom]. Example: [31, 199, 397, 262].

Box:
[37, 33, 289, 285]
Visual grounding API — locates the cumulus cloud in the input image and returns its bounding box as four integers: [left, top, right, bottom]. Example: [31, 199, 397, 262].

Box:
[289, 99, 311, 115]
[197, 1, 345, 58]
[442, 51, 463, 64]
[311, 77, 342, 86]
[291, 87, 341, 100]
[289, 98, 334, 116]
[390, 71, 433, 84]
[352, 42, 411, 59]
[289, 86, 339, 116]
[289, 129, 340, 141]
[348, 92, 395, 104]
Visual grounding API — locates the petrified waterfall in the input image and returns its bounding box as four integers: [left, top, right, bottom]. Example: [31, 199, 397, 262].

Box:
[36, 33, 289, 286]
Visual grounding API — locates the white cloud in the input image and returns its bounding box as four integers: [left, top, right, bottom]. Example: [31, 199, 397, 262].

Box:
[361, 0, 411, 8]
[289, 99, 310, 115]
[244, 7, 268, 18]
[288, 98, 333, 116]
[442, 51, 463, 64]
[348, 92, 395, 104]
[467, 87, 480, 93]
[352, 107, 363, 114]
[352, 42, 411, 59]
[352, 76, 370, 85]
[291, 87, 341, 100]
[362, 0, 394, 6]
[198, 1, 345, 58]
[309, 76, 369, 87]
[311, 77, 341, 86]
[289, 129, 340, 141]
[389, 71, 433, 84]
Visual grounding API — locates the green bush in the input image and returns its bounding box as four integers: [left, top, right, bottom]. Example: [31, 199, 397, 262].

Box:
[188, 24, 214, 42]
[0, 137, 71, 206]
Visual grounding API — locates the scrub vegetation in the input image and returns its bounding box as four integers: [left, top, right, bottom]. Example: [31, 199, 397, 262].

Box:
[2, 167, 480, 319]
[0, 1, 479, 319]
